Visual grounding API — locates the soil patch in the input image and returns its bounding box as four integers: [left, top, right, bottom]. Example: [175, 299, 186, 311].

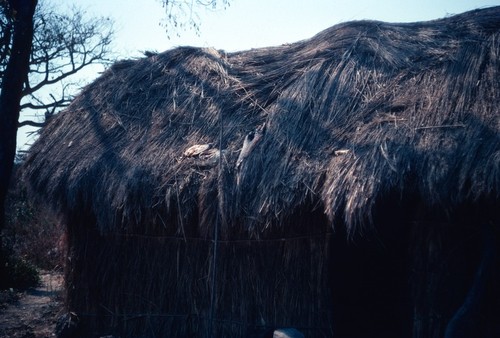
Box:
[0, 271, 63, 338]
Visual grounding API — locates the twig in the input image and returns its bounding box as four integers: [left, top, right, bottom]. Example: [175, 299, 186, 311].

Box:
[415, 123, 465, 131]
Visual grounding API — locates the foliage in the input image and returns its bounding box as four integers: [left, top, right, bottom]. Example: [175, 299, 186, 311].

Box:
[0, 288, 19, 309]
[1, 254, 40, 290]
[3, 171, 64, 271]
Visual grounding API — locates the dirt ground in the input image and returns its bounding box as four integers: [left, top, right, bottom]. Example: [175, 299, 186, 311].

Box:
[0, 271, 64, 338]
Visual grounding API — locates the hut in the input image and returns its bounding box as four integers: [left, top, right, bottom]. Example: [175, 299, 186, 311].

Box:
[23, 6, 500, 338]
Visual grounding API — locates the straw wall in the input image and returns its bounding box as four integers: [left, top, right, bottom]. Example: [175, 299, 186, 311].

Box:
[64, 209, 334, 337]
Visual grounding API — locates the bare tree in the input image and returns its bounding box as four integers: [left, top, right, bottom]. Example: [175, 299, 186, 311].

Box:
[159, 0, 230, 38]
[0, 0, 37, 283]
[0, 1, 114, 129]
[0, 0, 113, 281]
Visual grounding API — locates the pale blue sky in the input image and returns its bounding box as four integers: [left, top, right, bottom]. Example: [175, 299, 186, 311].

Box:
[83, 0, 500, 56]
[17, 0, 500, 149]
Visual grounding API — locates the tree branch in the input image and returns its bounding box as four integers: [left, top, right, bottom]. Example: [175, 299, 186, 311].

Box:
[1, 1, 114, 138]
[20, 99, 70, 111]
[23, 56, 101, 96]
[18, 119, 45, 128]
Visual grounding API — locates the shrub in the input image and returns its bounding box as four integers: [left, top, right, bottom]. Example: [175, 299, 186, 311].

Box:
[3, 171, 64, 271]
[1, 254, 40, 290]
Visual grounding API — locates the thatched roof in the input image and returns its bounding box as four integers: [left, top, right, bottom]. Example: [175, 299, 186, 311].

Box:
[24, 7, 500, 237]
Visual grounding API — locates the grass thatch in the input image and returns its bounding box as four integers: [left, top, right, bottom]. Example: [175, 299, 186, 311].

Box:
[25, 7, 499, 236]
[22, 6, 500, 338]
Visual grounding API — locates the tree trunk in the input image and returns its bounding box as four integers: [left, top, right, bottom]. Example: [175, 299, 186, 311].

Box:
[0, 0, 37, 277]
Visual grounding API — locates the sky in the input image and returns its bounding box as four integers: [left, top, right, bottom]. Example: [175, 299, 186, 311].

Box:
[17, 0, 500, 150]
[82, 0, 500, 55]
